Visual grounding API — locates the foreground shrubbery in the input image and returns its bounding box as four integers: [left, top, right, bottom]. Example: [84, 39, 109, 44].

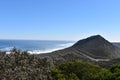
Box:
[51, 62, 120, 80]
[0, 48, 120, 80]
[0, 48, 51, 80]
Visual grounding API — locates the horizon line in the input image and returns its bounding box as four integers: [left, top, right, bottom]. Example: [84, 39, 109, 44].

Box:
[0, 38, 76, 42]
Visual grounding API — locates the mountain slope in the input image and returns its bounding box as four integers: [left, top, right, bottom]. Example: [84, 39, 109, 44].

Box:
[40, 35, 120, 62]
[113, 43, 120, 48]
[71, 35, 120, 59]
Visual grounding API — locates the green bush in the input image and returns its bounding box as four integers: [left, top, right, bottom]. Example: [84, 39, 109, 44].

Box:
[51, 62, 120, 80]
[51, 62, 101, 80]
[109, 64, 120, 80]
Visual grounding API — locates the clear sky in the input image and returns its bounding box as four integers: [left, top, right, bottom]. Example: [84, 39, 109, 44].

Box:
[0, 0, 120, 41]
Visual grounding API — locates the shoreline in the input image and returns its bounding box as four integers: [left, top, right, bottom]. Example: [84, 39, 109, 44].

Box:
[0, 42, 75, 54]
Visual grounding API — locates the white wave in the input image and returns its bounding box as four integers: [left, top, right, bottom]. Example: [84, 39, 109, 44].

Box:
[0, 47, 14, 54]
[6, 52, 11, 54]
[59, 42, 75, 47]
[0, 47, 14, 51]
[28, 42, 75, 54]
[0, 42, 75, 54]
[28, 48, 61, 54]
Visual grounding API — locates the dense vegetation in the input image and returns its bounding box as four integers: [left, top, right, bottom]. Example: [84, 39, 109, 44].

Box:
[0, 48, 120, 80]
[51, 62, 120, 80]
[0, 48, 51, 80]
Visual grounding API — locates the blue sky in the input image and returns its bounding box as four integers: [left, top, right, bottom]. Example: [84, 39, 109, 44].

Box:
[0, 0, 120, 41]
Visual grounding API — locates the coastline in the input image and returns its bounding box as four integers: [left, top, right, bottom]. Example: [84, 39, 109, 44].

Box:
[0, 41, 75, 54]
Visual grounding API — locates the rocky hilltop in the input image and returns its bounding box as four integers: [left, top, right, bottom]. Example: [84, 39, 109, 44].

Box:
[72, 35, 120, 59]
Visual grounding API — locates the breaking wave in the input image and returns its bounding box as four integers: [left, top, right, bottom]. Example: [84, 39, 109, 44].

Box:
[0, 47, 14, 51]
[0, 42, 75, 54]
[28, 42, 75, 54]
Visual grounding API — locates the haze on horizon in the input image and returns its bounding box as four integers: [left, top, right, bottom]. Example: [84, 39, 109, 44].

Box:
[0, 0, 120, 42]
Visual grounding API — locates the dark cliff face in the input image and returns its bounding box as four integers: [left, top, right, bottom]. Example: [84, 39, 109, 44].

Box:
[71, 35, 120, 59]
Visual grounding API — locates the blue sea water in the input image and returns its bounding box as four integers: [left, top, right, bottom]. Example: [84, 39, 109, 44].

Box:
[0, 40, 75, 54]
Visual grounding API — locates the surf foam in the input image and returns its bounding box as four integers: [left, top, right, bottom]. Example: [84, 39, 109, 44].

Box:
[28, 42, 74, 54]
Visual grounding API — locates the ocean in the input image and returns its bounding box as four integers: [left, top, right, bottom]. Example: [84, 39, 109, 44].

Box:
[0, 40, 75, 54]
